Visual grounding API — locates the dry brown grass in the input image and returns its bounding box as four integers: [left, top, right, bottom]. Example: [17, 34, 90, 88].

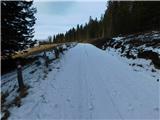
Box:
[1, 86, 28, 120]
[12, 44, 58, 59]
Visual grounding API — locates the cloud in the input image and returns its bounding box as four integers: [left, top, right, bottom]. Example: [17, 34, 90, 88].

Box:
[33, 1, 106, 40]
[34, 1, 75, 15]
[34, 0, 106, 2]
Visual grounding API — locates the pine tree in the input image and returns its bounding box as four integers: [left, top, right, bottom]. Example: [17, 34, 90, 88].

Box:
[1, 1, 36, 56]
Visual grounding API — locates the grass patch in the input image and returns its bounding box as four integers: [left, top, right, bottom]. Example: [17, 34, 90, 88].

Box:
[12, 44, 58, 59]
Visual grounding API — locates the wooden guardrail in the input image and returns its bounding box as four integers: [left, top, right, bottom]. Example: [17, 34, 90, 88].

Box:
[11, 42, 71, 59]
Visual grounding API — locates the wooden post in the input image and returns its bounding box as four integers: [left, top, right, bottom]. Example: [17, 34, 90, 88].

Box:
[45, 56, 49, 67]
[54, 47, 59, 59]
[59, 46, 64, 54]
[43, 51, 48, 67]
[43, 51, 46, 57]
[17, 61, 24, 91]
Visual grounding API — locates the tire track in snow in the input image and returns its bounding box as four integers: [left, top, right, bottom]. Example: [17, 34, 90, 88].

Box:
[83, 46, 123, 120]
[95, 66, 124, 120]
[83, 45, 95, 119]
[77, 45, 94, 119]
[77, 48, 83, 118]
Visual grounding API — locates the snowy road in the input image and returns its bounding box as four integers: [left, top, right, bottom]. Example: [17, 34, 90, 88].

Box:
[9, 43, 159, 119]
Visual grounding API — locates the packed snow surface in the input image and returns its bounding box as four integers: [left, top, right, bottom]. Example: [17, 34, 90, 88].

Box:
[2, 43, 159, 119]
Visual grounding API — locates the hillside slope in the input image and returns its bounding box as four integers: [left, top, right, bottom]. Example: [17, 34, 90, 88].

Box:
[1, 43, 159, 119]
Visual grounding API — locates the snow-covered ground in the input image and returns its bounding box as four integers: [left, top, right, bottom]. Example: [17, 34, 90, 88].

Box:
[112, 31, 160, 55]
[1, 43, 159, 119]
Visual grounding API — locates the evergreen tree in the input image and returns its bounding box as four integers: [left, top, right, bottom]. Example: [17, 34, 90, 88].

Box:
[48, 36, 52, 44]
[53, 1, 160, 43]
[1, 1, 36, 56]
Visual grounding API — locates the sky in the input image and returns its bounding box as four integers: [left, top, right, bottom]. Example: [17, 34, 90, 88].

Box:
[33, 0, 107, 40]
